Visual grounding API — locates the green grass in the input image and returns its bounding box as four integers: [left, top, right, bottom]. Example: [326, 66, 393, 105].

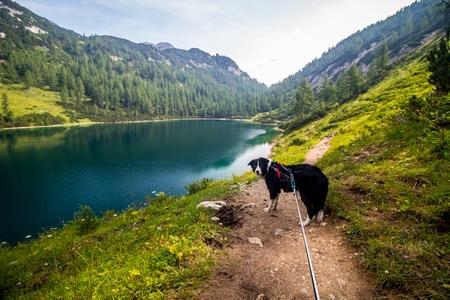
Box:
[0, 83, 91, 127]
[0, 173, 256, 299]
[273, 55, 450, 298]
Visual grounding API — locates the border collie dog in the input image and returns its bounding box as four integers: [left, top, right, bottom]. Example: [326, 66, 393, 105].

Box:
[248, 157, 328, 226]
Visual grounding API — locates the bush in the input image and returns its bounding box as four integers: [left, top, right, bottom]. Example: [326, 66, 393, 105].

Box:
[73, 205, 100, 235]
[185, 178, 213, 195]
[290, 137, 305, 146]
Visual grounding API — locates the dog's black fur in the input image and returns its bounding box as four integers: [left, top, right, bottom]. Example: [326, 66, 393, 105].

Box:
[248, 157, 328, 225]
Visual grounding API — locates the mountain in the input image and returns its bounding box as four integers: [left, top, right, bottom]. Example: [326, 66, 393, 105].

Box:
[0, 0, 447, 129]
[0, 0, 266, 127]
[261, 0, 447, 122]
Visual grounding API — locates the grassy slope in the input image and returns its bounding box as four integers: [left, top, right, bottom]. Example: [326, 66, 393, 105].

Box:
[0, 83, 91, 127]
[273, 55, 449, 297]
[0, 174, 255, 299]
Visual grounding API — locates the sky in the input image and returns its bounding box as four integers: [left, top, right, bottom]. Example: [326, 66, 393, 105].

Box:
[15, 0, 415, 85]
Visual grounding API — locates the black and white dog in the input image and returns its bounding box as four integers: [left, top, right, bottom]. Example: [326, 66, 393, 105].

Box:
[248, 157, 328, 226]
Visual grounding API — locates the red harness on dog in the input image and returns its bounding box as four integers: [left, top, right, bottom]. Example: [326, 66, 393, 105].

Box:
[275, 166, 282, 179]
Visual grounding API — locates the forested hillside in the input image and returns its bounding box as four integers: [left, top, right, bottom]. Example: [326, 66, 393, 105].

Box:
[0, 0, 267, 127]
[0, 0, 447, 129]
[260, 0, 447, 125]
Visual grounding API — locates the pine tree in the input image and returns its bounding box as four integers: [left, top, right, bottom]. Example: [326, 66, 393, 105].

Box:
[427, 38, 450, 95]
[60, 85, 69, 103]
[294, 79, 314, 119]
[368, 43, 389, 84]
[2, 93, 13, 122]
[75, 78, 85, 102]
[24, 70, 34, 88]
[347, 65, 365, 98]
[318, 78, 337, 104]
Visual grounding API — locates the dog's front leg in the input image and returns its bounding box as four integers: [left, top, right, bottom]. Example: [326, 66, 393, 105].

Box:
[264, 199, 273, 212]
[264, 192, 279, 212]
[273, 193, 280, 210]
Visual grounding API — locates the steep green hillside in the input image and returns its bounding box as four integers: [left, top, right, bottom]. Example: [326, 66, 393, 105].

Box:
[264, 0, 446, 123]
[0, 0, 267, 128]
[273, 50, 449, 297]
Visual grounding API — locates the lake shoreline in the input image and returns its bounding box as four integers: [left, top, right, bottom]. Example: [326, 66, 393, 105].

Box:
[0, 116, 278, 131]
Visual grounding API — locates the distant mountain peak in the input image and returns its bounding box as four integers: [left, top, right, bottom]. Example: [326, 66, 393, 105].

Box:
[155, 42, 174, 51]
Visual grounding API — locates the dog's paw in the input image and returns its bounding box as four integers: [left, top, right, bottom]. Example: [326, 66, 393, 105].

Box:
[317, 209, 324, 222]
[263, 207, 271, 212]
[300, 216, 311, 226]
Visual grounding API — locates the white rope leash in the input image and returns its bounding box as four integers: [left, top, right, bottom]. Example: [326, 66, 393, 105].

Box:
[291, 175, 321, 300]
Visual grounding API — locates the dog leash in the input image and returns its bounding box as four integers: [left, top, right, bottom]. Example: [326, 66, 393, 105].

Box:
[289, 169, 321, 300]
[267, 161, 321, 299]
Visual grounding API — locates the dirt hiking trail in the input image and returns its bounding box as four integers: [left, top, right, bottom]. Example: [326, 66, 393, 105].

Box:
[199, 136, 375, 300]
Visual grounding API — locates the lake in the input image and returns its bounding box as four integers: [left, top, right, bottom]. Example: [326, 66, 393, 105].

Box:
[0, 120, 276, 243]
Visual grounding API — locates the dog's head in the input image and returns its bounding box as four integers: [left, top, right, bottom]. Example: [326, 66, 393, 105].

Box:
[248, 157, 271, 177]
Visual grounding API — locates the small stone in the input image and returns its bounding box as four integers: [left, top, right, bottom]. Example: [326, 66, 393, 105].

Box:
[274, 228, 283, 236]
[196, 201, 227, 210]
[211, 216, 220, 222]
[320, 222, 327, 226]
[274, 268, 278, 272]
[248, 237, 263, 247]
[256, 294, 267, 300]
[241, 203, 257, 209]
[218, 223, 223, 226]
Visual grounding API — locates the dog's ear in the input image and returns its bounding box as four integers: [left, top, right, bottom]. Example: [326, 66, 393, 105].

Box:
[248, 159, 255, 167]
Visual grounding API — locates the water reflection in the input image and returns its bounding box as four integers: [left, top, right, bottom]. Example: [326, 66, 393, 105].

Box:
[0, 120, 277, 243]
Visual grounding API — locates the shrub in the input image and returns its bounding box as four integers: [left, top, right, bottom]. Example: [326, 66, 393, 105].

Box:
[73, 205, 100, 235]
[185, 178, 213, 195]
[290, 137, 305, 146]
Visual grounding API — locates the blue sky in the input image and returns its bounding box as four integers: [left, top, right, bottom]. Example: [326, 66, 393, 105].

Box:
[16, 0, 415, 85]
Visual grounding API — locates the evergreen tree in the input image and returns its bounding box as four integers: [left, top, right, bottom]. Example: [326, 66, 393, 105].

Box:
[60, 85, 69, 103]
[24, 70, 34, 88]
[294, 79, 314, 119]
[368, 42, 390, 84]
[2, 93, 13, 122]
[318, 78, 337, 104]
[347, 65, 365, 97]
[427, 38, 450, 95]
[337, 65, 365, 102]
[75, 78, 85, 102]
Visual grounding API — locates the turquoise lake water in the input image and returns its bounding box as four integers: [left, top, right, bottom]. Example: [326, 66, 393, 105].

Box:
[0, 120, 276, 243]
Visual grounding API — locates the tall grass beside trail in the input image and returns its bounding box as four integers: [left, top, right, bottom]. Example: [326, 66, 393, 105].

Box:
[0, 174, 256, 299]
[273, 55, 450, 298]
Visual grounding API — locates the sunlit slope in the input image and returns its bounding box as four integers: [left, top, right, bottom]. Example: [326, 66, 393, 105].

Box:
[273, 55, 449, 297]
[0, 83, 91, 127]
[273, 58, 433, 163]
